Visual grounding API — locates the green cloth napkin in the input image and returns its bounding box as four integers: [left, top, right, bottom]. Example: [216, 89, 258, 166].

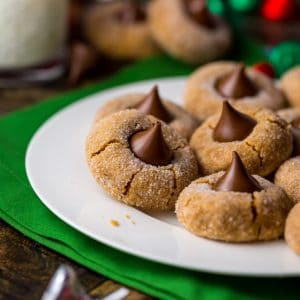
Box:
[0, 53, 299, 300]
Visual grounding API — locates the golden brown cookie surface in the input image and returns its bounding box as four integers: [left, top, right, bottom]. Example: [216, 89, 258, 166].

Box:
[94, 88, 199, 140]
[185, 61, 285, 121]
[148, 0, 231, 65]
[84, 1, 160, 60]
[190, 104, 292, 176]
[281, 67, 300, 108]
[176, 172, 292, 242]
[86, 110, 199, 211]
[285, 202, 300, 254]
[275, 156, 300, 205]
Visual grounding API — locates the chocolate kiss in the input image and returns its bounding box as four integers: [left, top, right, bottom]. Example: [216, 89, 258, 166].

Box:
[217, 64, 257, 99]
[292, 127, 300, 156]
[117, 1, 146, 23]
[135, 86, 173, 123]
[215, 152, 262, 193]
[213, 101, 257, 142]
[130, 123, 173, 166]
[184, 0, 215, 28]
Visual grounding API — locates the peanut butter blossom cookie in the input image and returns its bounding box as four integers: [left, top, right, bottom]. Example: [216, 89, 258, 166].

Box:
[95, 86, 199, 140]
[190, 101, 292, 176]
[277, 107, 300, 156]
[84, 1, 160, 60]
[86, 110, 198, 211]
[185, 61, 285, 121]
[148, 0, 231, 65]
[285, 202, 300, 255]
[281, 66, 300, 107]
[275, 156, 300, 205]
[176, 152, 292, 242]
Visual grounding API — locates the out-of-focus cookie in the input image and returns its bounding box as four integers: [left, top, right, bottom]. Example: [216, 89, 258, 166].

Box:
[277, 107, 300, 156]
[281, 66, 300, 108]
[185, 61, 285, 121]
[190, 101, 292, 176]
[176, 152, 292, 242]
[86, 110, 199, 211]
[148, 0, 231, 65]
[84, 1, 160, 60]
[95, 86, 199, 140]
[285, 202, 300, 254]
[275, 156, 300, 204]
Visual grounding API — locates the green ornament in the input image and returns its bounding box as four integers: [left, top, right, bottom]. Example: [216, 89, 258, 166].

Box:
[208, 0, 224, 15]
[269, 42, 300, 77]
[228, 0, 260, 13]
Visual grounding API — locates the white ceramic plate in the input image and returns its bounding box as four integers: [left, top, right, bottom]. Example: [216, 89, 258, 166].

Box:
[26, 77, 300, 277]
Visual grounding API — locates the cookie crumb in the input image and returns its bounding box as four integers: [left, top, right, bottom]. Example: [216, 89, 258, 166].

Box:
[110, 219, 120, 227]
[125, 214, 131, 219]
[131, 220, 136, 225]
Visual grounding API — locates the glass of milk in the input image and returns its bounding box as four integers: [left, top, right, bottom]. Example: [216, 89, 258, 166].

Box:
[0, 0, 68, 87]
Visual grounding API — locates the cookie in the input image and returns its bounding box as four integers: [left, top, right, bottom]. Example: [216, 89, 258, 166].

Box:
[95, 86, 199, 140]
[281, 66, 300, 107]
[148, 0, 231, 65]
[83, 1, 160, 60]
[176, 152, 292, 242]
[86, 110, 199, 211]
[277, 108, 300, 156]
[185, 61, 285, 121]
[190, 101, 292, 176]
[285, 202, 300, 254]
[275, 156, 300, 204]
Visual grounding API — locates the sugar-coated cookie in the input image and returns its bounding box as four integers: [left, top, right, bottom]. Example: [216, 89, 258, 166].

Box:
[281, 66, 300, 108]
[275, 156, 300, 204]
[148, 0, 231, 65]
[95, 86, 199, 140]
[86, 110, 199, 211]
[176, 152, 292, 242]
[285, 202, 300, 254]
[185, 61, 285, 121]
[84, 1, 160, 60]
[190, 101, 292, 176]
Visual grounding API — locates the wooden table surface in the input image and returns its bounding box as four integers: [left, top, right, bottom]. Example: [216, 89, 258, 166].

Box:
[0, 66, 152, 300]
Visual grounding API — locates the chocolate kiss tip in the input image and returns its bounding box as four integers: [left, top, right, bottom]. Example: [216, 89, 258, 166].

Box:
[213, 101, 257, 142]
[217, 64, 257, 99]
[135, 86, 173, 123]
[215, 151, 262, 193]
[130, 122, 173, 166]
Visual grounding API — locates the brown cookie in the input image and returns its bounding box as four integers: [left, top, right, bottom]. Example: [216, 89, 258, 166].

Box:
[281, 66, 300, 108]
[176, 168, 292, 242]
[83, 1, 160, 60]
[95, 86, 199, 140]
[148, 0, 231, 65]
[86, 110, 199, 211]
[285, 202, 300, 254]
[190, 102, 292, 176]
[185, 61, 285, 121]
[275, 156, 300, 205]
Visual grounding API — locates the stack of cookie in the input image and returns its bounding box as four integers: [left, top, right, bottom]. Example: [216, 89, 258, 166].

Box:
[86, 60, 300, 255]
[84, 0, 231, 64]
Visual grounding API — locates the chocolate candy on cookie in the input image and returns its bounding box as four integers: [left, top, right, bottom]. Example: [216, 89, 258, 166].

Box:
[148, 0, 231, 65]
[190, 101, 293, 176]
[176, 152, 293, 242]
[95, 86, 199, 140]
[86, 110, 198, 211]
[185, 61, 285, 121]
[84, 0, 160, 60]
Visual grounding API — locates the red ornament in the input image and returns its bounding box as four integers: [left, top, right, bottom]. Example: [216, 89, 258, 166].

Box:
[253, 62, 275, 78]
[261, 0, 295, 21]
